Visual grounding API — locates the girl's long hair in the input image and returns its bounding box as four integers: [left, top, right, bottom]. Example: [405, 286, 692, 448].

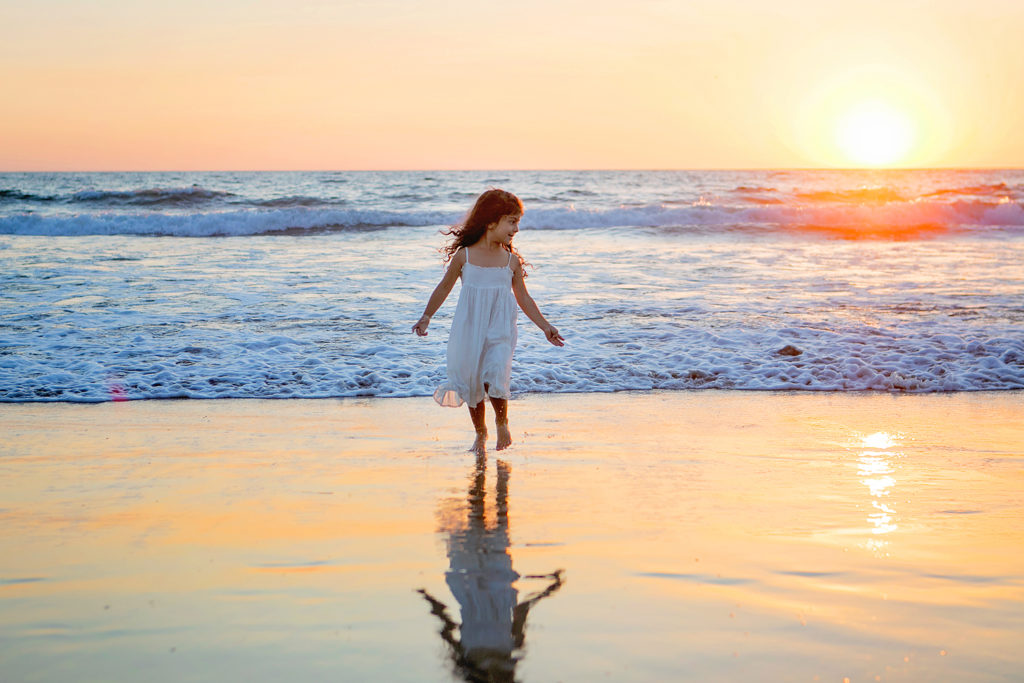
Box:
[441, 189, 528, 271]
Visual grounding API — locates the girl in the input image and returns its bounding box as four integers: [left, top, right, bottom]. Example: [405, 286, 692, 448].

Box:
[412, 189, 564, 455]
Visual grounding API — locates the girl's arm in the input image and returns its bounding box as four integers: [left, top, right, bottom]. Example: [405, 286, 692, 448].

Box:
[511, 259, 565, 347]
[412, 251, 464, 336]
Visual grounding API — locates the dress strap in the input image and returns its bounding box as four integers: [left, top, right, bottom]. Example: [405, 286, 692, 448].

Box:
[463, 246, 470, 266]
[506, 250, 513, 268]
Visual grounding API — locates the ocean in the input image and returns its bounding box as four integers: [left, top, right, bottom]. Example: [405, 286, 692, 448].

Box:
[1, 169, 1022, 402]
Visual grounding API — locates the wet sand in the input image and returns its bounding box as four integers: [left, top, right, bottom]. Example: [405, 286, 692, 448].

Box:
[1, 391, 1022, 682]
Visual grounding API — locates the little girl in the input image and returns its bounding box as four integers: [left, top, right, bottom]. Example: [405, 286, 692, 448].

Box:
[412, 189, 564, 454]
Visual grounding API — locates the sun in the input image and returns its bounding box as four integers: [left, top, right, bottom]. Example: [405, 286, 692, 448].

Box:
[793, 65, 949, 168]
[835, 100, 916, 167]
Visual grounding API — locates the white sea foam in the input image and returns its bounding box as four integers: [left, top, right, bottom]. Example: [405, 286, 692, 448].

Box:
[2, 316, 1022, 402]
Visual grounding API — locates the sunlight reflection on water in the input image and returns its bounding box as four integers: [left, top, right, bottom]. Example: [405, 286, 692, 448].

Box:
[856, 431, 903, 547]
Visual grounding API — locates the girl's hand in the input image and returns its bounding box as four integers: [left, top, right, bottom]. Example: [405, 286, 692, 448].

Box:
[412, 316, 430, 336]
[544, 324, 565, 347]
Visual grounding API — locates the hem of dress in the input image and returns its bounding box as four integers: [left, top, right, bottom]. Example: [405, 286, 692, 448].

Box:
[434, 384, 511, 408]
[433, 386, 465, 408]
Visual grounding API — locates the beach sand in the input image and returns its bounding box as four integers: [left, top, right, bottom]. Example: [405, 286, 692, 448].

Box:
[1, 391, 1022, 682]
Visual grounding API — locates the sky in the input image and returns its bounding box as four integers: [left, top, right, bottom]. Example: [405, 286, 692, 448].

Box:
[1, 0, 1022, 170]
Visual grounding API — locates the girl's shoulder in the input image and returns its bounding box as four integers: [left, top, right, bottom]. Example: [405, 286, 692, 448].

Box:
[509, 249, 526, 275]
[443, 246, 468, 275]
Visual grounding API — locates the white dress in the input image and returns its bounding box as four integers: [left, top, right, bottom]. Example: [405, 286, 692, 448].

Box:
[434, 248, 518, 407]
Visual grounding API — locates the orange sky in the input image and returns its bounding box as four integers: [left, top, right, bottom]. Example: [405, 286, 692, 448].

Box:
[1, 0, 1022, 170]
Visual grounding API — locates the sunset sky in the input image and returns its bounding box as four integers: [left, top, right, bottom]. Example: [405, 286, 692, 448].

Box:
[2, 0, 1022, 171]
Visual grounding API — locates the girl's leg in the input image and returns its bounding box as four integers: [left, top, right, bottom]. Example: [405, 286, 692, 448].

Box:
[490, 397, 512, 450]
[468, 400, 487, 454]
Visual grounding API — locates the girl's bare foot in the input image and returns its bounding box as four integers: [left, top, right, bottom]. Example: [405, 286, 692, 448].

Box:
[495, 422, 512, 450]
[470, 431, 487, 455]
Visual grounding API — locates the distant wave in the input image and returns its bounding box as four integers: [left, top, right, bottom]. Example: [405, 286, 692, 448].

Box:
[730, 186, 784, 205]
[525, 198, 1024, 235]
[69, 185, 239, 207]
[2, 184, 362, 210]
[922, 182, 1014, 198]
[252, 196, 346, 209]
[0, 189, 57, 203]
[795, 187, 908, 203]
[2, 199, 1023, 237]
[0, 185, 238, 208]
[1, 185, 353, 211]
[0, 208, 457, 237]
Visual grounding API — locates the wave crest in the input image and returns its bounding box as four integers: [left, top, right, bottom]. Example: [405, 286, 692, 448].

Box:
[2, 197, 1023, 237]
[69, 185, 238, 207]
[0, 208, 456, 237]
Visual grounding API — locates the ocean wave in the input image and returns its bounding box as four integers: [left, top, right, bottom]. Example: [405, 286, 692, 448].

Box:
[795, 187, 908, 203]
[3, 184, 350, 211]
[1, 185, 240, 208]
[0, 188, 59, 203]
[732, 186, 780, 193]
[2, 198, 1023, 237]
[252, 195, 346, 209]
[729, 186, 784, 205]
[527, 199, 1024, 234]
[0, 208, 457, 237]
[921, 182, 1016, 198]
[69, 185, 239, 207]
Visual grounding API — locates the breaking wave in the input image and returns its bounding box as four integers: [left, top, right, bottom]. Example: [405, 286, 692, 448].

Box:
[1, 199, 1022, 237]
[68, 185, 238, 207]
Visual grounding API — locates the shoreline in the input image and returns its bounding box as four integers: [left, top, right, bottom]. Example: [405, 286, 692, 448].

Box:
[2, 386, 1023, 406]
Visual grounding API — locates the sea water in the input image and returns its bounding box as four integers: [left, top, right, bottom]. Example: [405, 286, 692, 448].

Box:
[1, 170, 1023, 401]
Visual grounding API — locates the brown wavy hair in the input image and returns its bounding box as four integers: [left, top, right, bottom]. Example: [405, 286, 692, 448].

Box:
[441, 188, 528, 271]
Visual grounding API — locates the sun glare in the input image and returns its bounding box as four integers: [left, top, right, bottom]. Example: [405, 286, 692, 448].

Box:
[793, 65, 948, 168]
[835, 101, 916, 167]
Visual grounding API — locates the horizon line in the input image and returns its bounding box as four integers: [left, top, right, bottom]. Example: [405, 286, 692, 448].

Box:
[2, 166, 1023, 174]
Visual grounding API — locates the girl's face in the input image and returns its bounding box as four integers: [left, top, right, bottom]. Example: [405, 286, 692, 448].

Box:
[489, 213, 521, 246]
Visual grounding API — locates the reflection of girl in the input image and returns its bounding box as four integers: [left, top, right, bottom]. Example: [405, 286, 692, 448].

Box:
[418, 455, 563, 681]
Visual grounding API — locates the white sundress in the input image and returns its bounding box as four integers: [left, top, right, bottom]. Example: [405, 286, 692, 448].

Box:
[434, 248, 518, 408]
